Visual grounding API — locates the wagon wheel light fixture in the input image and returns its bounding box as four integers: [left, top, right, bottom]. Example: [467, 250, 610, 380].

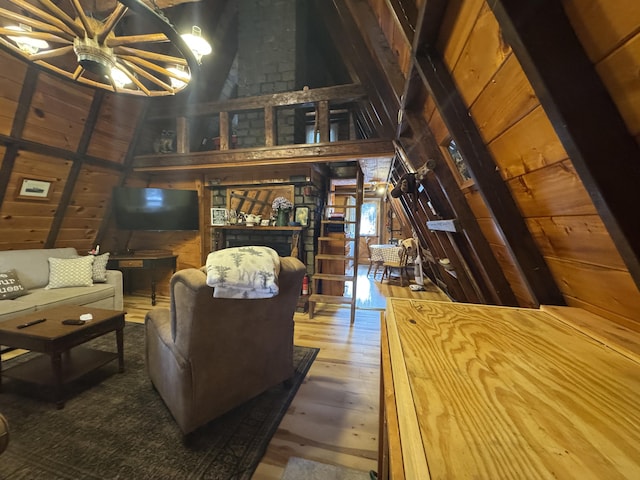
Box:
[0, 0, 211, 96]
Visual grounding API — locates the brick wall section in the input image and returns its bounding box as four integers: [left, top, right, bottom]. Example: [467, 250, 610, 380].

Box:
[237, 0, 298, 147]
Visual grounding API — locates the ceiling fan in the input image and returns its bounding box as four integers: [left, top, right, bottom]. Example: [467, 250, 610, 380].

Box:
[0, 0, 210, 96]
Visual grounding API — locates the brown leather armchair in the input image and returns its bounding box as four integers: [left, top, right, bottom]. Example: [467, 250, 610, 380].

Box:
[144, 256, 305, 435]
[0, 413, 8, 455]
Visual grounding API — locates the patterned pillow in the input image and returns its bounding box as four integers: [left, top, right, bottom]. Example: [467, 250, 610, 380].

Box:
[0, 269, 29, 299]
[46, 256, 94, 289]
[91, 252, 110, 283]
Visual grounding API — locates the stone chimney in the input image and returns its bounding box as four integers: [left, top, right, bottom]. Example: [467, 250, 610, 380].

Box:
[236, 0, 300, 147]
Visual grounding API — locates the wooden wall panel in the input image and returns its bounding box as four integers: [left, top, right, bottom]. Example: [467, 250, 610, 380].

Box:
[367, 0, 412, 75]
[595, 35, 640, 138]
[546, 257, 640, 324]
[563, 0, 640, 63]
[0, 51, 27, 136]
[0, 150, 72, 250]
[87, 91, 146, 164]
[506, 160, 596, 217]
[490, 242, 535, 307]
[55, 165, 121, 251]
[439, 0, 485, 70]
[437, 1, 638, 324]
[469, 53, 538, 143]
[451, 2, 511, 107]
[488, 105, 568, 179]
[22, 73, 93, 151]
[527, 216, 627, 271]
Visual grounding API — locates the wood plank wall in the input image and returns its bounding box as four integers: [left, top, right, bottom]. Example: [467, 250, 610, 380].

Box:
[0, 49, 146, 258]
[367, 0, 640, 329]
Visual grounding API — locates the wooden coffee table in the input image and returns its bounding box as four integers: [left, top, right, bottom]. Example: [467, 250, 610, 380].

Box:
[0, 305, 125, 408]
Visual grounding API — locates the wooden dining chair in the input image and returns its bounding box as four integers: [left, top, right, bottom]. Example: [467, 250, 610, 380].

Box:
[381, 244, 410, 286]
[366, 237, 383, 278]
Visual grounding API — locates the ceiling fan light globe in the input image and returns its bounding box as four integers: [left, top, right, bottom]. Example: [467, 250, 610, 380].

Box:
[6, 25, 49, 54]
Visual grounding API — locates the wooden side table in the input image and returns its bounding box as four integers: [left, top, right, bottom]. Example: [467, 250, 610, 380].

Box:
[107, 250, 177, 305]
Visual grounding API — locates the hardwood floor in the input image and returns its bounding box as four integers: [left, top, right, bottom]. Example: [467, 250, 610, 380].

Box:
[124, 265, 449, 478]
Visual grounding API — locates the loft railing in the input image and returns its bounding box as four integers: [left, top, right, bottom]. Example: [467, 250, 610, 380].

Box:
[146, 83, 370, 153]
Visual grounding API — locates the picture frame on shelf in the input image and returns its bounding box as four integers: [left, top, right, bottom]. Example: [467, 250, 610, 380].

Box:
[294, 206, 310, 227]
[210, 208, 228, 226]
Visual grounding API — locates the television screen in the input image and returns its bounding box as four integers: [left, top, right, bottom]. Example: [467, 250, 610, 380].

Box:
[112, 187, 199, 231]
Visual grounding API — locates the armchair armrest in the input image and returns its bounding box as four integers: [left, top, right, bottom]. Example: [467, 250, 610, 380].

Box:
[105, 269, 123, 310]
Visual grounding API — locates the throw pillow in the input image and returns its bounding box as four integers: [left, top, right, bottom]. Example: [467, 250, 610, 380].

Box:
[46, 256, 94, 289]
[91, 252, 110, 283]
[0, 269, 28, 299]
[205, 246, 281, 299]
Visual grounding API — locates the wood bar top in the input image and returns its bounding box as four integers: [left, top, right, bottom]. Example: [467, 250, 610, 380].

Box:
[382, 298, 640, 480]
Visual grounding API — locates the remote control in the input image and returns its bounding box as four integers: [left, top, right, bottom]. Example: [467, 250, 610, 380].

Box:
[62, 319, 86, 325]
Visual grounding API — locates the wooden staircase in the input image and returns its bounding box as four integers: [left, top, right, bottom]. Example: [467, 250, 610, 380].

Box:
[309, 172, 363, 324]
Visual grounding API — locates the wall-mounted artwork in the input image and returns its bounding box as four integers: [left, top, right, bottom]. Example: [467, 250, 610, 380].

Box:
[210, 208, 228, 226]
[294, 206, 309, 227]
[444, 139, 473, 188]
[16, 177, 53, 201]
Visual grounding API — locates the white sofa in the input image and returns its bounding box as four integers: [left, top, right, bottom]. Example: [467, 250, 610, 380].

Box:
[0, 247, 123, 323]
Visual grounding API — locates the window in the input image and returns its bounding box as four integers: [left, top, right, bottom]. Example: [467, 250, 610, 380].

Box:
[305, 123, 339, 143]
[360, 201, 378, 236]
[345, 200, 378, 236]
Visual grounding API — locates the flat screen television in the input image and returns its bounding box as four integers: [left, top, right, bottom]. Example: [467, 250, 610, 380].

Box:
[112, 187, 199, 231]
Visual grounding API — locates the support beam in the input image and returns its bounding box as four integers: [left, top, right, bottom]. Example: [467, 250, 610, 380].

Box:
[132, 139, 394, 172]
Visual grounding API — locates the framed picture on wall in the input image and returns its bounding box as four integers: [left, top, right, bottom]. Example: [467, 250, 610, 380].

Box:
[442, 138, 474, 189]
[294, 206, 310, 227]
[16, 176, 53, 201]
[210, 208, 227, 226]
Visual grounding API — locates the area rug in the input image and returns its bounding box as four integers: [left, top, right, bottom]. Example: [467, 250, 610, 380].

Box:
[0, 323, 318, 480]
[281, 457, 372, 480]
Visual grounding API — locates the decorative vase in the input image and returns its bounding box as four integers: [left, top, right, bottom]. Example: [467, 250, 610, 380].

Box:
[276, 209, 289, 226]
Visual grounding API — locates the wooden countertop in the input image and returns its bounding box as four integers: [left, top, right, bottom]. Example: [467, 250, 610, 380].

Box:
[382, 298, 640, 479]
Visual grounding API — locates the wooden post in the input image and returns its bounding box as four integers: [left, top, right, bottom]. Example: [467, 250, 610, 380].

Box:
[219, 111, 229, 150]
[175, 116, 189, 153]
[317, 100, 330, 142]
[265, 106, 277, 146]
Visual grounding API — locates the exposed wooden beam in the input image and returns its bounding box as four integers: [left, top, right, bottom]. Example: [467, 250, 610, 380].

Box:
[132, 139, 394, 172]
[0, 66, 38, 210]
[414, 0, 449, 55]
[0, 134, 125, 171]
[344, 0, 406, 99]
[383, 0, 417, 46]
[490, 0, 640, 289]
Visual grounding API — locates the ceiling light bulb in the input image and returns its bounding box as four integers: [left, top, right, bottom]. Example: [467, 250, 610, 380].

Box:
[7, 25, 49, 55]
[167, 65, 190, 89]
[181, 26, 212, 63]
[110, 66, 131, 88]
